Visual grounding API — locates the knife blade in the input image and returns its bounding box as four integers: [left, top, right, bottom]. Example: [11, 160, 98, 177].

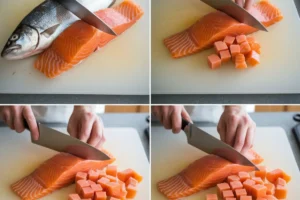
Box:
[181, 119, 259, 170]
[200, 0, 268, 32]
[54, 0, 117, 35]
[30, 123, 110, 160]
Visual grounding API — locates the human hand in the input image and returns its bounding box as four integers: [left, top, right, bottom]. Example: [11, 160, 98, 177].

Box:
[217, 106, 256, 154]
[235, 0, 254, 10]
[152, 106, 192, 134]
[0, 106, 39, 140]
[68, 106, 105, 149]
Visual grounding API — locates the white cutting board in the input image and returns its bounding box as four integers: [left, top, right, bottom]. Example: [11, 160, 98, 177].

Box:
[151, 127, 300, 199]
[0, 0, 149, 95]
[152, 0, 300, 94]
[0, 127, 149, 199]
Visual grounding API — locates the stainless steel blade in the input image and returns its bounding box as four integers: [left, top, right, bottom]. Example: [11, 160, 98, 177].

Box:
[32, 123, 110, 160]
[54, 0, 117, 35]
[184, 124, 259, 170]
[200, 0, 268, 32]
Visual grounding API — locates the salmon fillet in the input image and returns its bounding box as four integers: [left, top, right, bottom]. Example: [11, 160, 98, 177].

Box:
[11, 152, 115, 200]
[157, 149, 264, 199]
[164, 0, 283, 58]
[35, 0, 144, 78]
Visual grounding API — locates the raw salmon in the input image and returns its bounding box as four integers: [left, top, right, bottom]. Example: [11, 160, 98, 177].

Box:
[157, 149, 263, 199]
[11, 152, 115, 200]
[164, 0, 283, 58]
[35, 0, 144, 78]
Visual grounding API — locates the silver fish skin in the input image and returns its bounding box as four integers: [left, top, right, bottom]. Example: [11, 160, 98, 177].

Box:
[1, 0, 115, 60]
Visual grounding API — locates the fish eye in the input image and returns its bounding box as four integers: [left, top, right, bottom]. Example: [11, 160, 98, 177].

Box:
[10, 34, 19, 41]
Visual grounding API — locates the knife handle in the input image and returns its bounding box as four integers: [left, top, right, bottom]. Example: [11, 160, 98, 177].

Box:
[181, 119, 190, 130]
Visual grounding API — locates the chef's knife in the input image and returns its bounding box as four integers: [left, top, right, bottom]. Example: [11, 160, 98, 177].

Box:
[54, 0, 117, 35]
[27, 122, 110, 160]
[181, 119, 259, 170]
[199, 0, 268, 32]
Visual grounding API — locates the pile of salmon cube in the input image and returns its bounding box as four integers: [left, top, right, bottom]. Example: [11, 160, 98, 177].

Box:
[68, 165, 142, 200]
[206, 167, 291, 200]
[207, 35, 261, 70]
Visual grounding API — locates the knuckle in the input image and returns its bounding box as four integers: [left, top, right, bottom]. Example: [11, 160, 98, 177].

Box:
[229, 115, 238, 124]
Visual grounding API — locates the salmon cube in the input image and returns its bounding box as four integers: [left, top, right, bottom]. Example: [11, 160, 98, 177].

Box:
[68, 194, 80, 200]
[126, 177, 138, 186]
[227, 175, 240, 182]
[275, 185, 287, 199]
[97, 169, 106, 179]
[106, 175, 118, 182]
[224, 36, 235, 46]
[252, 184, 267, 198]
[76, 172, 87, 181]
[81, 199, 92, 200]
[207, 54, 221, 69]
[106, 165, 117, 177]
[106, 182, 121, 197]
[80, 187, 94, 199]
[247, 36, 256, 43]
[110, 198, 120, 200]
[126, 184, 137, 199]
[214, 41, 228, 53]
[238, 172, 250, 182]
[117, 169, 143, 183]
[97, 177, 110, 190]
[243, 179, 255, 194]
[240, 41, 251, 54]
[264, 183, 275, 195]
[267, 169, 291, 183]
[220, 50, 231, 62]
[225, 198, 236, 200]
[236, 35, 247, 44]
[94, 191, 107, 200]
[252, 177, 264, 184]
[240, 196, 252, 200]
[91, 184, 102, 192]
[256, 198, 267, 200]
[265, 195, 278, 200]
[249, 42, 261, 54]
[217, 182, 230, 196]
[281, 171, 291, 183]
[230, 44, 241, 58]
[246, 50, 260, 66]
[88, 180, 96, 186]
[230, 181, 243, 190]
[88, 170, 99, 182]
[76, 180, 89, 193]
[276, 178, 286, 186]
[223, 190, 234, 198]
[255, 166, 267, 180]
[235, 188, 247, 199]
[235, 54, 247, 69]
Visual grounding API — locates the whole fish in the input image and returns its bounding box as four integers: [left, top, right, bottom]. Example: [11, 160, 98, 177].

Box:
[1, 0, 115, 60]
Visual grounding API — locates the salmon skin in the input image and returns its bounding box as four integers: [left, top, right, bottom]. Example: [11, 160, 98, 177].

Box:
[34, 0, 144, 79]
[157, 149, 264, 199]
[164, 0, 283, 59]
[11, 152, 115, 200]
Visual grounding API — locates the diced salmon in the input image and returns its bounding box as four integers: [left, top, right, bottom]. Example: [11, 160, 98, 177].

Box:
[249, 42, 261, 54]
[276, 178, 286, 186]
[88, 180, 96, 186]
[223, 190, 234, 198]
[240, 42, 251, 54]
[97, 177, 110, 190]
[68, 194, 81, 200]
[76, 172, 87, 182]
[265, 183, 275, 195]
[275, 185, 287, 199]
[217, 182, 230, 197]
[243, 179, 256, 195]
[238, 172, 250, 182]
[224, 36, 235, 47]
[126, 184, 137, 199]
[240, 196, 252, 200]
[117, 169, 143, 183]
[244, 149, 264, 164]
[256, 198, 267, 200]
[88, 170, 99, 182]
[235, 54, 247, 69]
[265, 195, 278, 200]
[228, 175, 240, 182]
[106, 165, 117, 177]
[106, 175, 118, 182]
[255, 166, 267, 180]
[230, 181, 243, 190]
[91, 184, 102, 192]
[106, 182, 121, 197]
[247, 36, 256, 43]
[247, 50, 260, 66]
[214, 41, 228, 53]
[126, 177, 138, 186]
[94, 191, 107, 200]
[230, 44, 241, 58]
[236, 35, 247, 44]
[235, 188, 247, 199]
[252, 177, 264, 184]
[97, 170, 106, 179]
[220, 50, 231, 62]
[252, 184, 267, 198]
[76, 180, 90, 194]
[267, 169, 291, 184]
[80, 187, 94, 199]
[225, 198, 237, 200]
[81, 199, 92, 200]
[110, 198, 120, 200]
[207, 54, 222, 69]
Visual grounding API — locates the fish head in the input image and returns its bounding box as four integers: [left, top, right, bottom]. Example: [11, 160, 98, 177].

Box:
[1, 25, 39, 60]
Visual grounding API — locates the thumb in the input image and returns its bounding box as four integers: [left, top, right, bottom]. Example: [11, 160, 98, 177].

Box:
[181, 108, 192, 123]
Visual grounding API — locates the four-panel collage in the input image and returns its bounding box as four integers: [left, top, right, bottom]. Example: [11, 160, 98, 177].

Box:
[0, 0, 300, 200]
